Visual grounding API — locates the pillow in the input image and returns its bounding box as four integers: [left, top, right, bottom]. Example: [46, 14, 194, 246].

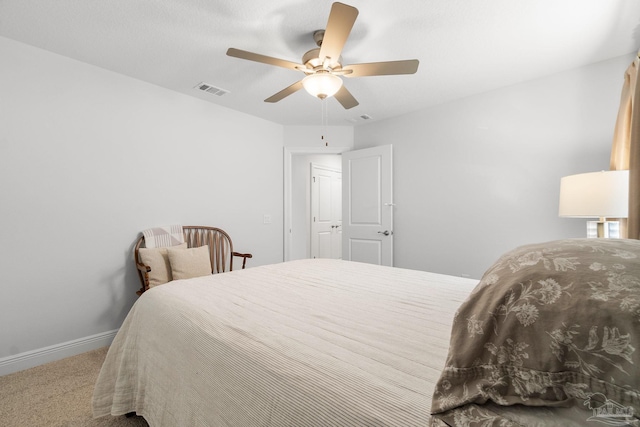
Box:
[167, 245, 212, 280]
[431, 238, 640, 422]
[138, 242, 187, 288]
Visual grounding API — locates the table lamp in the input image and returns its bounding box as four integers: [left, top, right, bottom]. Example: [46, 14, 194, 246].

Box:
[559, 170, 629, 238]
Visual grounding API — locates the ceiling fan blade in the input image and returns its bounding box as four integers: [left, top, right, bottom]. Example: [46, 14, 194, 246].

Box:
[343, 60, 419, 77]
[264, 81, 304, 103]
[227, 48, 302, 70]
[319, 3, 359, 65]
[334, 85, 359, 109]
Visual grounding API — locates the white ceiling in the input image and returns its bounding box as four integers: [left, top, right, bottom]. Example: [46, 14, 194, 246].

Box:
[1, 0, 639, 126]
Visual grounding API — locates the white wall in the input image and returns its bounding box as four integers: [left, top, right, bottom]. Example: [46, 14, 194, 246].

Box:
[355, 54, 634, 279]
[0, 37, 284, 362]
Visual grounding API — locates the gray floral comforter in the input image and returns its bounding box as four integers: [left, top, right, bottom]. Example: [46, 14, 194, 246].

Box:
[431, 238, 640, 427]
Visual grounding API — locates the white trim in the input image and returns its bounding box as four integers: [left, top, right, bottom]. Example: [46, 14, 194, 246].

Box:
[0, 329, 118, 376]
[284, 146, 350, 261]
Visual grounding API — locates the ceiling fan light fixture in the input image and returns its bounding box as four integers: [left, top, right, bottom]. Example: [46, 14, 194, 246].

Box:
[302, 72, 342, 99]
[227, 3, 418, 109]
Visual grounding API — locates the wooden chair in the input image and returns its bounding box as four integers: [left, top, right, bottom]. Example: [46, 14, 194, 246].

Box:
[134, 226, 252, 295]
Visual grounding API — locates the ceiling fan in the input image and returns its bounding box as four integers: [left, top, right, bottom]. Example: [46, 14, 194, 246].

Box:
[226, 2, 419, 109]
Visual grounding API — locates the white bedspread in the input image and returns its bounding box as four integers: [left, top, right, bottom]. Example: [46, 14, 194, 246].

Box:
[93, 259, 478, 426]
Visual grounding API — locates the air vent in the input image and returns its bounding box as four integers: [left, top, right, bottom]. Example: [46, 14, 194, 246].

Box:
[194, 82, 229, 97]
[345, 114, 373, 124]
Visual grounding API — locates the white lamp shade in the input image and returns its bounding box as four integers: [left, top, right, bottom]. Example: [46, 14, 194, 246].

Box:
[302, 73, 343, 99]
[559, 170, 629, 218]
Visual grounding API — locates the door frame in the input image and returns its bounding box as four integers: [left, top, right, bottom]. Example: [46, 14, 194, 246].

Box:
[284, 146, 350, 261]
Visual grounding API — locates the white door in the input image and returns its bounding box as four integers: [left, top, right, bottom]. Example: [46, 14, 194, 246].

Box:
[311, 164, 342, 259]
[342, 145, 393, 266]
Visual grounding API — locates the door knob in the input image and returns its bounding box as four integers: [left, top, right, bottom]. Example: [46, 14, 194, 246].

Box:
[377, 230, 390, 236]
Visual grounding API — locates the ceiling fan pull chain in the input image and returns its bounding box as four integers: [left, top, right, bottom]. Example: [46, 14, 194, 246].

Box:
[326, 99, 329, 146]
[320, 98, 324, 145]
[322, 98, 329, 146]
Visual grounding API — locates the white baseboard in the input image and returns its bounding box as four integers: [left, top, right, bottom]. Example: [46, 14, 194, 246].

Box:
[0, 329, 118, 376]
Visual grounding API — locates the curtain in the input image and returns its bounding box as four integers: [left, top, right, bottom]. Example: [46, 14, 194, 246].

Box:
[610, 52, 640, 239]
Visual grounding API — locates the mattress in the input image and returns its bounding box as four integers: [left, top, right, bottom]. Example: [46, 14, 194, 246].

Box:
[92, 259, 478, 426]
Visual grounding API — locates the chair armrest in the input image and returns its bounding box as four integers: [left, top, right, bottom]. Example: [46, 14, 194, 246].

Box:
[232, 252, 253, 269]
[135, 262, 151, 295]
[136, 262, 151, 273]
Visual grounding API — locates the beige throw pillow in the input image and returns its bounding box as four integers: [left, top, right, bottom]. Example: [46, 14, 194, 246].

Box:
[138, 242, 187, 288]
[167, 245, 212, 280]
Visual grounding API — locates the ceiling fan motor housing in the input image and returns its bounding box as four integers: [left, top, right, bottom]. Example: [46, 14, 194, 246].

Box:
[302, 47, 342, 71]
[313, 30, 325, 47]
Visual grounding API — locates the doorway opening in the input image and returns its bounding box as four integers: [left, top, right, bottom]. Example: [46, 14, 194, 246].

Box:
[284, 147, 349, 261]
[284, 145, 394, 266]
[310, 163, 342, 259]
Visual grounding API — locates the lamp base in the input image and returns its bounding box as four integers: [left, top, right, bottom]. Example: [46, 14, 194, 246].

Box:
[587, 221, 620, 238]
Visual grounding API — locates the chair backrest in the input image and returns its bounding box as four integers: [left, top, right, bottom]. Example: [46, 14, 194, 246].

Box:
[134, 226, 237, 294]
[182, 226, 235, 273]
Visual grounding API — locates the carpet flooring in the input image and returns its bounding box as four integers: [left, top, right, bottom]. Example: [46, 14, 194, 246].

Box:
[0, 347, 148, 427]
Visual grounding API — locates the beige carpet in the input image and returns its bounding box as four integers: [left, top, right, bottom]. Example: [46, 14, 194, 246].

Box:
[0, 347, 148, 427]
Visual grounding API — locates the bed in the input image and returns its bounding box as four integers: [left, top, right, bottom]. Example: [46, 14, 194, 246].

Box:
[93, 239, 640, 426]
[93, 258, 477, 425]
